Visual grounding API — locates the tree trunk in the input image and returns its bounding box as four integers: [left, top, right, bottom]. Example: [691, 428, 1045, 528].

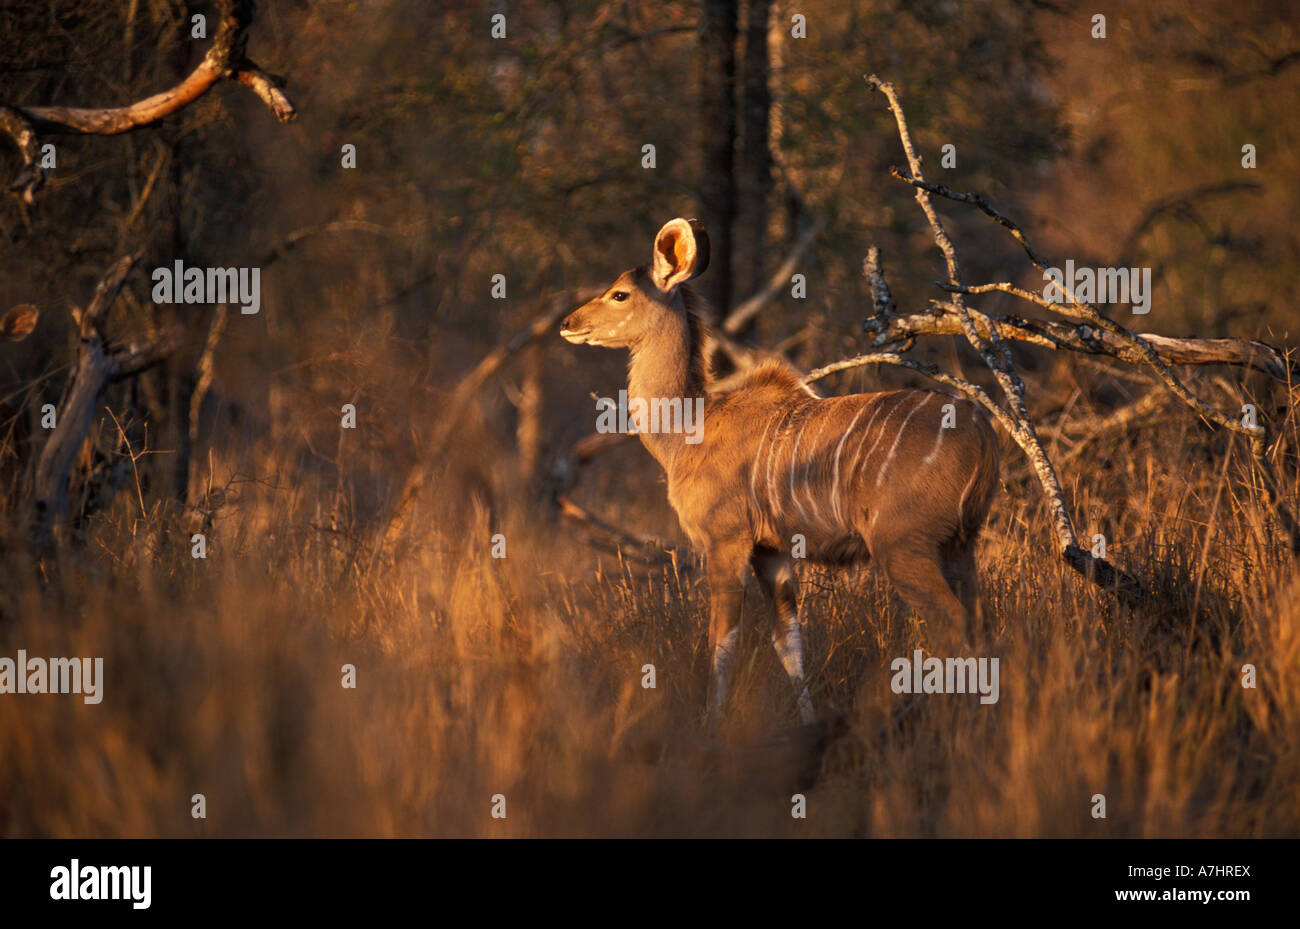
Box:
[699, 0, 738, 317]
[736, 0, 773, 309]
[33, 340, 115, 537]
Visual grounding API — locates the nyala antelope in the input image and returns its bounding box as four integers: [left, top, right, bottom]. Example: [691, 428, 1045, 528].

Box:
[561, 218, 1000, 724]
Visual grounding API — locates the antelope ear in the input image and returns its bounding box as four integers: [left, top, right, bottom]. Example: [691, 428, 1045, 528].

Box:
[651, 218, 710, 292]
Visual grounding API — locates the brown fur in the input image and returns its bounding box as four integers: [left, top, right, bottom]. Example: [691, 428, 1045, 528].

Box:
[562, 219, 1001, 721]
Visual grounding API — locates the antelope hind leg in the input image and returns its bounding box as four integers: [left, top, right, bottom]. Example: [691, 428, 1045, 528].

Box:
[753, 548, 816, 724]
[877, 541, 971, 653]
[942, 544, 989, 644]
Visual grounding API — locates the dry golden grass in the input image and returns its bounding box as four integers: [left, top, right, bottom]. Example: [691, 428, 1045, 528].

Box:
[1, 353, 1298, 838]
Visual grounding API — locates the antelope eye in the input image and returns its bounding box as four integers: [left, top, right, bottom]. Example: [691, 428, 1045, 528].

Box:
[611, 291, 629, 302]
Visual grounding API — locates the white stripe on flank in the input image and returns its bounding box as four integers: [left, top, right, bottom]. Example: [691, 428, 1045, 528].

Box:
[800, 411, 834, 527]
[844, 402, 882, 485]
[876, 393, 932, 488]
[767, 407, 792, 523]
[751, 415, 777, 513]
[957, 463, 979, 523]
[789, 416, 812, 524]
[921, 399, 948, 466]
[857, 393, 910, 485]
[921, 427, 945, 466]
[831, 400, 873, 525]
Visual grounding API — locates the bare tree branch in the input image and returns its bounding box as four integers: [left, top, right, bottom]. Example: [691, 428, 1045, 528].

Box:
[863, 246, 897, 320]
[2, 0, 297, 201]
[1113, 181, 1262, 263]
[556, 493, 689, 566]
[861, 74, 1299, 563]
[862, 75, 1136, 596]
[873, 304, 1300, 383]
[232, 63, 297, 123]
[259, 220, 392, 268]
[722, 215, 826, 335]
[888, 166, 1050, 270]
[886, 167, 1276, 454]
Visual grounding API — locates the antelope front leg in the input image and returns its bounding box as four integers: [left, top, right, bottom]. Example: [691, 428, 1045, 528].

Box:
[705, 547, 749, 725]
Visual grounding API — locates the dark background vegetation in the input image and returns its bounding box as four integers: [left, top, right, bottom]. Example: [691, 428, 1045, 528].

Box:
[0, 1, 1297, 836]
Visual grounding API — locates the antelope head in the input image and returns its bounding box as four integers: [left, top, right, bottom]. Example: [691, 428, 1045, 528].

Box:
[560, 217, 709, 349]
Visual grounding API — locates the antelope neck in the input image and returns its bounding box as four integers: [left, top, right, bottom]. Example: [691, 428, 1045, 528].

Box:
[626, 308, 704, 468]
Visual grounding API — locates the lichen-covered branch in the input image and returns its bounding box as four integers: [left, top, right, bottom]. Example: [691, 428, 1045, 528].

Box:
[863, 246, 897, 321]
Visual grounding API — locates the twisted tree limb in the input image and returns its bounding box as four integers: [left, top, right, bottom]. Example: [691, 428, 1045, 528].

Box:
[884, 168, 1280, 455]
[863, 246, 897, 321]
[2, 0, 296, 202]
[32, 254, 182, 543]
